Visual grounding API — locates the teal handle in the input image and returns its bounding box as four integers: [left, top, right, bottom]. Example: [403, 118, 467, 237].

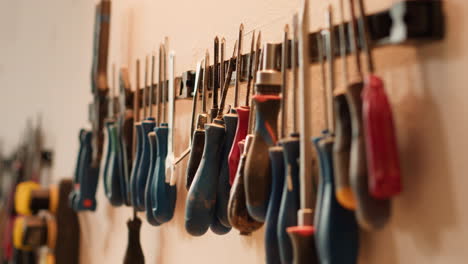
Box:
[70, 129, 85, 209]
[145, 131, 161, 226]
[134, 118, 155, 211]
[130, 123, 143, 207]
[106, 123, 124, 206]
[102, 121, 113, 199]
[185, 122, 225, 236]
[210, 215, 232, 235]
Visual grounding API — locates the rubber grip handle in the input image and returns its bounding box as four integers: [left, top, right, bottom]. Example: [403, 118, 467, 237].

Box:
[123, 217, 145, 264]
[228, 106, 250, 185]
[102, 121, 113, 200]
[152, 124, 177, 223]
[70, 130, 85, 209]
[314, 137, 359, 264]
[277, 134, 301, 264]
[185, 130, 206, 190]
[265, 146, 285, 264]
[210, 215, 231, 235]
[363, 75, 402, 199]
[245, 95, 281, 222]
[134, 118, 155, 211]
[216, 114, 237, 227]
[129, 123, 143, 207]
[106, 124, 124, 206]
[185, 123, 225, 236]
[347, 82, 391, 231]
[332, 94, 356, 210]
[119, 115, 134, 206]
[145, 132, 161, 226]
[287, 226, 319, 264]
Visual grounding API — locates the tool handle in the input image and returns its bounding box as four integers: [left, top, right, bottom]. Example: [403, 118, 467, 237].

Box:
[210, 215, 231, 235]
[129, 124, 143, 207]
[134, 119, 155, 211]
[363, 75, 401, 199]
[119, 113, 134, 206]
[277, 135, 301, 264]
[106, 123, 124, 206]
[228, 106, 250, 185]
[216, 114, 237, 227]
[185, 130, 206, 190]
[185, 123, 225, 236]
[287, 226, 319, 264]
[265, 147, 285, 264]
[102, 121, 113, 199]
[145, 132, 161, 226]
[70, 130, 85, 208]
[314, 137, 359, 264]
[123, 217, 145, 264]
[152, 124, 177, 223]
[332, 94, 356, 210]
[245, 95, 281, 222]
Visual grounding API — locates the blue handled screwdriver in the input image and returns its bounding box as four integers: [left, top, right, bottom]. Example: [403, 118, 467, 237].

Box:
[129, 60, 142, 207]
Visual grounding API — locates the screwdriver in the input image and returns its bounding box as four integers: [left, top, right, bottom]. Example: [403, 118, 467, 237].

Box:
[210, 37, 220, 121]
[185, 59, 208, 190]
[145, 52, 161, 226]
[244, 42, 282, 222]
[215, 24, 244, 229]
[287, 0, 319, 263]
[101, 64, 114, 204]
[265, 24, 289, 264]
[313, 7, 358, 264]
[152, 43, 177, 224]
[129, 59, 142, 207]
[347, 0, 390, 231]
[356, 0, 402, 199]
[227, 33, 263, 235]
[333, 0, 356, 210]
[277, 14, 301, 264]
[186, 43, 237, 236]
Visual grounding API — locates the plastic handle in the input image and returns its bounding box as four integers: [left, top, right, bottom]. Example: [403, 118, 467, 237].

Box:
[145, 132, 161, 226]
[216, 113, 238, 227]
[228, 106, 250, 185]
[70, 130, 85, 209]
[287, 226, 319, 264]
[245, 95, 281, 222]
[347, 82, 390, 231]
[134, 118, 156, 211]
[227, 138, 264, 235]
[152, 124, 177, 223]
[265, 146, 285, 264]
[123, 217, 145, 264]
[129, 123, 143, 207]
[277, 134, 301, 264]
[185, 122, 225, 236]
[118, 114, 134, 206]
[332, 94, 356, 210]
[185, 130, 206, 190]
[363, 75, 402, 199]
[102, 121, 113, 200]
[210, 214, 232, 235]
[314, 136, 359, 264]
[106, 123, 124, 206]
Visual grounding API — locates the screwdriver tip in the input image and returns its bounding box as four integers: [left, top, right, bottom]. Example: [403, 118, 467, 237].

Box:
[239, 23, 244, 31]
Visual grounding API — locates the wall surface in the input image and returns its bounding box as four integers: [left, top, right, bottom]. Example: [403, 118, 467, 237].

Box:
[1, 0, 467, 263]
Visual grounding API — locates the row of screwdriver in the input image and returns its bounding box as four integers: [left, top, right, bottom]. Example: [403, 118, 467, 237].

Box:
[70, 0, 403, 263]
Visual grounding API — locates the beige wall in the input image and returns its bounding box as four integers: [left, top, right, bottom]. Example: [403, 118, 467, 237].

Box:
[1, 0, 468, 263]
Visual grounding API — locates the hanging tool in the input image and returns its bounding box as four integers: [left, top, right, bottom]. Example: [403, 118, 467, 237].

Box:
[210, 37, 220, 121]
[313, 7, 358, 264]
[228, 31, 256, 185]
[185, 59, 207, 190]
[129, 60, 142, 207]
[333, 0, 356, 210]
[265, 24, 289, 264]
[145, 52, 161, 226]
[287, 0, 319, 263]
[356, 0, 402, 199]
[215, 24, 244, 229]
[347, 0, 390, 231]
[152, 43, 177, 224]
[227, 32, 263, 235]
[186, 42, 237, 236]
[123, 216, 145, 264]
[244, 42, 282, 222]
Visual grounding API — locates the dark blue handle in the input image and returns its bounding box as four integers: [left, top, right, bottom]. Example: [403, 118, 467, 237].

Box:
[185, 122, 225, 236]
[70, 129, 86, 209]
[106, 124, 124, 206]
[145, 131, 161, 226]
[134, 118, 155, 211]
[277, 134, 301, 264]
[216, 112, 237, 227]
[314, 135, 359, 264]
[102, 121, 113, 199]
[152, 124, 177, 224]
[210, 215, 231, 235]
[265, 146, 285, 264]
[130, 123, 143, 207]
[117, 116, 133, 206]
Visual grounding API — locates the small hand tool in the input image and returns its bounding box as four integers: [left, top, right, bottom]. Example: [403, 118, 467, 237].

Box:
[129, 60, 142, 207]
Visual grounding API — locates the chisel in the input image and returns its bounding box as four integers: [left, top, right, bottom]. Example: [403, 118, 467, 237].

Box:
[314, 8, 358, 264]
[227, 33, 263, 235]
[278, 14, 301, 264]
[129, 60, 142, 207]
[215, 24, 244, 228]
[356, 0, 402, 199]
[265, 24, 289, 264]
[287, 0, 319, 263]
[186, 42, 237, 236]
[244, 42, 282, 222]
[347, 0, 390, 231]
